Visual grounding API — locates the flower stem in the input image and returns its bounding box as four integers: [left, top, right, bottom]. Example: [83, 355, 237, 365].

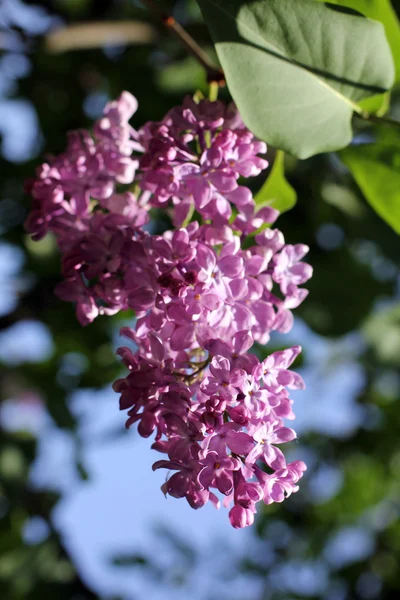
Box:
[208, 80, 219, 102]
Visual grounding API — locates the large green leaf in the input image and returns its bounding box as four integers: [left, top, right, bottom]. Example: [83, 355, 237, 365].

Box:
[254, 151, 296, 213]
[340, 140, 400, 234]
[314, 0, 400, 82]
[197, 0, 394, 158]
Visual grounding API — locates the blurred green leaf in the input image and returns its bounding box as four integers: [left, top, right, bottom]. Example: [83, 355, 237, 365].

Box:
[315, 454, 389, 521]
[300, 247, 393, 336]
[321, 183, 366, 218]
[156, 56, 207, 94]
[0, 447, 27, 481]
[363, 304, 400, 365]
[340, 142, 400, 234]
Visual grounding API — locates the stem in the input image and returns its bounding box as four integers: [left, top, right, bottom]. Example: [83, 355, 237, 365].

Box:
[357, 111, 400, 129]
[187, 356, 212, 383]
[190, 358, 210, 377]
[172, 357, 211, 384]
[208, 80, 219, 102]
[142, 0, 224, 84]
[182, 203, 195, 228]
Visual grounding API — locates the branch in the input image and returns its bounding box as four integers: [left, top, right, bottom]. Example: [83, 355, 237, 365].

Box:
[356, 111, 400, 129]
[142, 0, 224, 84]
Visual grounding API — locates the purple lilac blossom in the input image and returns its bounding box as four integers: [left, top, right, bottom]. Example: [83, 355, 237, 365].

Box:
[25, 91, 312, 527]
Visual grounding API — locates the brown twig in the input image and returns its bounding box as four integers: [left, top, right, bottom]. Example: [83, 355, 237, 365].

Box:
[142, 0, 224, 84]
[356, 111, 400, 129]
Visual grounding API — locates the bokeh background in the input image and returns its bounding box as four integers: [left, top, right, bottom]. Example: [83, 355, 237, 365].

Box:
[1, 1, 400, 599]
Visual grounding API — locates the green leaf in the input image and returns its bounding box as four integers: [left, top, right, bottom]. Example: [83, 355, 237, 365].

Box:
[197, 0, 394, 158]
[254, 151, 296, 213]
[314, 0, 400, 82]
[357, 91, 391, 117]
[340, 141, 400, 234]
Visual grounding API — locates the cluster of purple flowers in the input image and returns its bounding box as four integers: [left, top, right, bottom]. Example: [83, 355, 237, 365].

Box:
[26, 92, 312, 527]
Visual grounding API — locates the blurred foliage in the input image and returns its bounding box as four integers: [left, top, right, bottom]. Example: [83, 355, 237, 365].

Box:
[340, 129, 400, 234]
[0, 1, 400, 599]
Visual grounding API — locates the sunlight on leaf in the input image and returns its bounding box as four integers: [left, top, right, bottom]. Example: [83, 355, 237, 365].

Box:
[198, 0, 394, 158]
[314, 0, 400, 82]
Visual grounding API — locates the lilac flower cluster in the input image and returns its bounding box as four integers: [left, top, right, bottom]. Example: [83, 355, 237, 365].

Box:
[26, 92, 312, 527]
